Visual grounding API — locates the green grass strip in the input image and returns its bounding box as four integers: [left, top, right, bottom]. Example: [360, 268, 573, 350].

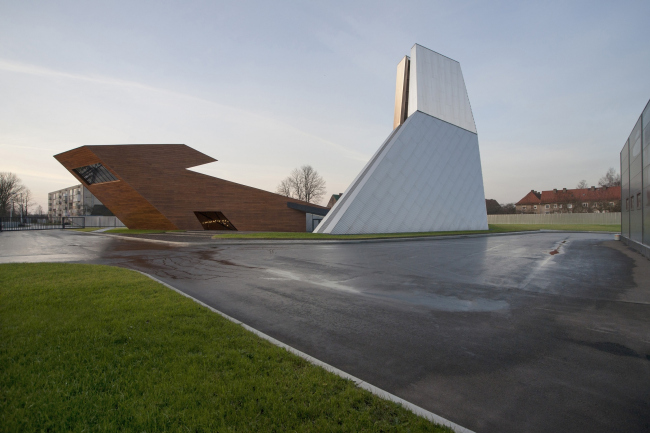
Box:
[212, 224, 620, 240]
[71, 227, 102, 232]
[0, 263, 449, 432]
[488, 224, 620, 233]
[103, 229, 185, 234]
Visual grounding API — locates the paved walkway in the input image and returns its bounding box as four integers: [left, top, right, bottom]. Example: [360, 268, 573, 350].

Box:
[1, 230, 648, 433]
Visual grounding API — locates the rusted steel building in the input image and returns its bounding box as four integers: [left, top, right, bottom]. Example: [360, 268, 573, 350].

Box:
[54, 144, 328, 231]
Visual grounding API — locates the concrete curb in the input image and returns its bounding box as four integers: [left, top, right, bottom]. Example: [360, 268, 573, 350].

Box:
[619, 235, 650, 261]
[83, 231, 194, 247]
[138, 271, 475, 433]
[208, 230, 543, 246]
[207, 230, 619, 246]
[85, 229, 619, 248]
[537, 230, 619, 235]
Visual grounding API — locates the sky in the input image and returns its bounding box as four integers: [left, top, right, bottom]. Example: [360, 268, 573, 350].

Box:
[1, 0, 649, 211]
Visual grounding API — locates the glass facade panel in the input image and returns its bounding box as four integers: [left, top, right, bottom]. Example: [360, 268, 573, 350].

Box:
[644, 102, 650, 245]
[631, 171, 643, 242]
[621, 140, 630, 237]
[643, 100, 650, 150]
[630, 119, 643, 241]
[631, 117, 643, 177]
[645, 185, 650, 245]
[73, 163, 118, 185]
[643, 103, 650, 182]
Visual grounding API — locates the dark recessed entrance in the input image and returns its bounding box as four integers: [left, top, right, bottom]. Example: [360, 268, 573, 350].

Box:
[193, 211, 237, 230]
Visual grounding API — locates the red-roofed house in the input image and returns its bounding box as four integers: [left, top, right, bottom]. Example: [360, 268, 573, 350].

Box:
[515, 190, 542, 213]
[515, 187, 620, 214]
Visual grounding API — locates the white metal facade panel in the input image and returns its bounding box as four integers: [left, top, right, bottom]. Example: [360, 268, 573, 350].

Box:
[314, 111, 488, 234]
[407, 44, 477, 134]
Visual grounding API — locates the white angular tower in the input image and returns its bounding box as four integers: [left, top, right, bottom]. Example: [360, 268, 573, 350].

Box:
[314, 44, 488, 234]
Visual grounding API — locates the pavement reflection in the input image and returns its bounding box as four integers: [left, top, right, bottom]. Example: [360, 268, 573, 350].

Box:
[0, 229, 647, 433]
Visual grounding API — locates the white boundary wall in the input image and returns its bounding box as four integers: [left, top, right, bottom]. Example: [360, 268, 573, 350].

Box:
[487, 213, 620, 225]
[83, 216, 126, 227]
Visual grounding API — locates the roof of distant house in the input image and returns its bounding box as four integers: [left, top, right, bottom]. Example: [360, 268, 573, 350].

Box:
[539, 187, 620, 204]
[327, 193, 343, 208]
[516, 187, 620, 205]
[516, 190, 542, 205]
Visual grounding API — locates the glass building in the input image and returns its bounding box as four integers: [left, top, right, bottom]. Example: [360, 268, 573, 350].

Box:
[620, 99, 650, 258]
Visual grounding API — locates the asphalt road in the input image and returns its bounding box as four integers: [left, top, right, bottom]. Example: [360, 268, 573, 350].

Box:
[1, 230, 649, 432]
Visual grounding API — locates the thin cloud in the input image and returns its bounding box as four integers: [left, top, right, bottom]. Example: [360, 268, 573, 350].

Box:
[0, 58, 370, 162]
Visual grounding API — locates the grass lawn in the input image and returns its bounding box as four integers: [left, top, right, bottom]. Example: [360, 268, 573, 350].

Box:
[103, 229, 185, 234]
[0, 263, 449, 432]
[72, 227, 102, 232]
[212, 224, 620, 240]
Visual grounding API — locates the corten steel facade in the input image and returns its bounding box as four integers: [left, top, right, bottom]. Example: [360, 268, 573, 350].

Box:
[620, 99, 650, 258]
[54, 144, 328, 231]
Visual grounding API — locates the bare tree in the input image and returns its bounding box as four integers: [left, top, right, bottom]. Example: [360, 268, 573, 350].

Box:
[276, 165, 327, 204]
[276, 178, 293, 198]
[576, 180, 589, 189]
[21, 189, 34, 216]
[598, 167, 621, 187]
[0, 172, 26, 217]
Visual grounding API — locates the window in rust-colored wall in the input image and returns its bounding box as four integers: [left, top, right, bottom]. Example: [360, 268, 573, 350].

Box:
[73, 163, 118, 185]
[193, 211, 237, 230]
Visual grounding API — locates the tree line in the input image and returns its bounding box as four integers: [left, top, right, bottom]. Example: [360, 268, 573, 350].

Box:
[0, 173, 38, 217]
[576, 167, 621, 189]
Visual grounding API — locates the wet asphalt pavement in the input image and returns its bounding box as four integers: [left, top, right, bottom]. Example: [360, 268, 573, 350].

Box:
[1, 230, 649, 433]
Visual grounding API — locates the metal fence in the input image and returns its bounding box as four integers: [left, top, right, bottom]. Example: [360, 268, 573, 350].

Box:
[487, 213, 621, 225]
[0, 215, 126, 231]
[0, 216, 86, 231]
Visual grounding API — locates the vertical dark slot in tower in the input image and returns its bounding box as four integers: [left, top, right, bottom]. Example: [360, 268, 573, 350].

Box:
[393, 55, 411, 129]
[402, 57, 410, 124]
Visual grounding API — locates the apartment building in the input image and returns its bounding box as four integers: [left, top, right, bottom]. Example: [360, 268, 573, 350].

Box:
[48, 184, 109, 217]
